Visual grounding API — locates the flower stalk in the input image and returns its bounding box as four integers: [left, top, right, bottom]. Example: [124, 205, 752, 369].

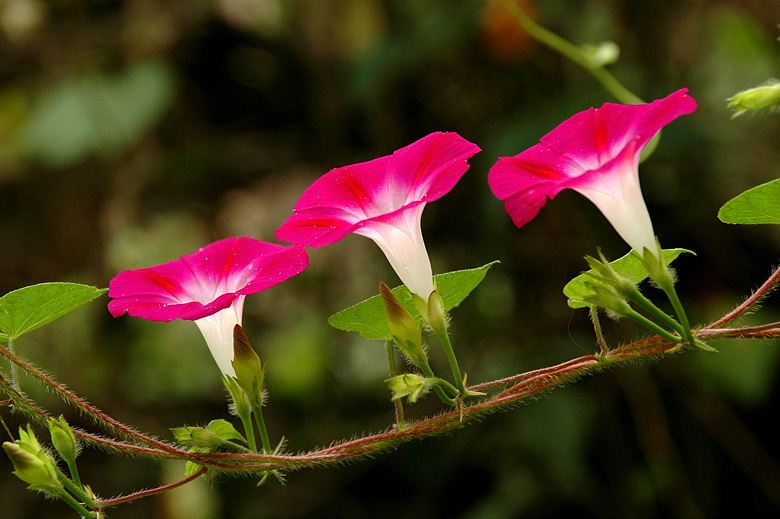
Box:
[386, 339, 406, 427]
[491, 0, 642, 105]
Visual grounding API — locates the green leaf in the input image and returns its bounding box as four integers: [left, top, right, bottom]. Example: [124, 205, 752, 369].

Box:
[718, 178, 780, 225]
[328, 261, 499, 340]
[0, 283, 107, 341]
[564, 250, 692, 309]
[205, 419, 246, 443]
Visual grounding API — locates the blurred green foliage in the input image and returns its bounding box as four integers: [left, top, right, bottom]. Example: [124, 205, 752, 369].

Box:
[2, 0, 780, 518]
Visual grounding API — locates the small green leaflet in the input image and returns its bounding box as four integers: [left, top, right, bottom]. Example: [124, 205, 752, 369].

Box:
[564, 249, 692, 309]
[718, 178, 780, 225]
[171, 419, 246, 447]
[0, 283, 107, 342]
[328, 261, 499, 340]
[171, 419, 249, 477]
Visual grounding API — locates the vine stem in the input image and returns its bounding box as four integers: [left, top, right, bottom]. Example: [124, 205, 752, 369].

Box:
[95, 467, 208, 507]
[194, 322, 771, 474]
[432, 326, 467, 396]
[0, 345, 242, 470]
[4, 317, 780, 478]
[386, 339, 405, 427]
[589, 306, 609, 356]
[491, 0, 643, 105]
[704, 264, 780, 329]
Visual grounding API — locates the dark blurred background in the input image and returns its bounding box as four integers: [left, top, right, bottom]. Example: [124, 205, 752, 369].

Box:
[2, 0, 780, 518]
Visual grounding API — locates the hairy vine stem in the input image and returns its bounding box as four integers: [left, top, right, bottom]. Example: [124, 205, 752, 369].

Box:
[2, 267, 780, 507]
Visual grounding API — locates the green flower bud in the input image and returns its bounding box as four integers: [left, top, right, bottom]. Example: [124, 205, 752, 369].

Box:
[580, 41, 620, 67]
[231, 324, 265, 404]
[727, 80, 780, 118]
[427, 290, 448, 337]
[379, 283, 426, 367]
[3, 426, 63, 494]
[582, 282, 632, 318]
[48, 416, 79, 466]
[189, 428, 224, 449]
[385, 373, 432, 403]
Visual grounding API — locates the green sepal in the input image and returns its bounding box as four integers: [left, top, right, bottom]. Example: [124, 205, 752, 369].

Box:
[385, 373, 432, 403]
[379, 283, 426, 366]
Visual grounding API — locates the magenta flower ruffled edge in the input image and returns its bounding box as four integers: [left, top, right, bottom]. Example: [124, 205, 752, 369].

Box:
[489, 89, 698, 255]
[275, 132, 480, 298]
[108, 237, 308, 375]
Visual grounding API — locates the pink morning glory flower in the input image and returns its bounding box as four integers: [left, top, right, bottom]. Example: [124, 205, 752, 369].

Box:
[275, 132, 480, 300]
[108, 237, 308, 377]
[488, 88, 698, 257]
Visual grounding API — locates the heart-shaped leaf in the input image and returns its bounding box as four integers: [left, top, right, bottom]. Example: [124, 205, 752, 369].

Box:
[0, 283, 106, 342]
[328, 261, 499, 340]
[718, 178, 780, 225]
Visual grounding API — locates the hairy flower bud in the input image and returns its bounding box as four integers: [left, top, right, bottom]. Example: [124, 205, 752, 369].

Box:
[385, 373, 432, 403]
[727, 80, 780, 118]
[379, 283, 426, 367]
[3, 426, 63, 494]
[48, 416, 79, 467]
[232, 324, 265, 405]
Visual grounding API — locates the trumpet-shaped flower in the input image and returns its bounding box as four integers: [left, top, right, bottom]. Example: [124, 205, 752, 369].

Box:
[489, 89, 697, 256]
[108, 237, 308, 377]
[275, 132, 480, 300]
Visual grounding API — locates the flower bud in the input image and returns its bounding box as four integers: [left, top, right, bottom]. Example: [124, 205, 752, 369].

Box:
[580, 41, 620, 67]
[727, 80, 780, 118]
[3, 426, 63, 493]
[48, 416, 79, 466]
[427, 290, 448, 337]
[582, 282, 632, 319]
[231, 324, 265, 403]
[385, 373, 432, 403]
[379, 283, 426, 367]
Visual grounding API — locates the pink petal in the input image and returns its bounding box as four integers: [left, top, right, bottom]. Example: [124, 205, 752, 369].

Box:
[488, 89, 698, 234]
[540, 88, 697, 168]
[488, 144, 577, 228]
[275, 132, 480, 248]
[387, 132, 482, 204]
[108, 237, 308, 322]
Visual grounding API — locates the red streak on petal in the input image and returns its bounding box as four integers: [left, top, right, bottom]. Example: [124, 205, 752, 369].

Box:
[518, 159, 565, 181]
[412, 136, 436, 190]
[338, 171, 372, 212]
[219, 240, 239, 284]
[143, 270, 185, 298]
[595, 109, 609, 164]
[293, 217, 342, 229]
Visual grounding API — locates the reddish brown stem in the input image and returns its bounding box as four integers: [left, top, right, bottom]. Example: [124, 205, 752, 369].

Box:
[96, 467, 208, 507]
[0, 345, 243, 470]
[704, 265, 780, 329]
[3, 311, 780, 476]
